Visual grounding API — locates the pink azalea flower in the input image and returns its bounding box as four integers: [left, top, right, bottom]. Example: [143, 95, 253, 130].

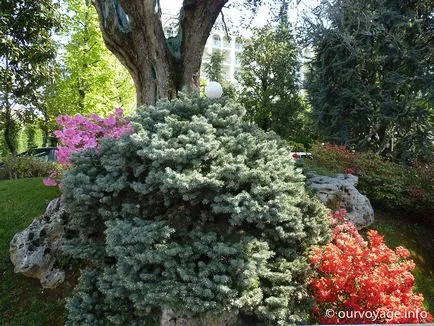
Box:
[104, 115, 117, 127]
[49, 108, 134, 176]
[84, 138, 98, 148]
[114, 107, 124, 117]
[43, 177, 58, 187]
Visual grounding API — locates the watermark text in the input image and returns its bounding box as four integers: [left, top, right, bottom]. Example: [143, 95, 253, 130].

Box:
[325, 308, 428, 322]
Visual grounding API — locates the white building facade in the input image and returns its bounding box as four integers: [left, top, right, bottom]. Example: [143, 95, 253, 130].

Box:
[200, 32, 245, 84]
[162, 0, 319, 85]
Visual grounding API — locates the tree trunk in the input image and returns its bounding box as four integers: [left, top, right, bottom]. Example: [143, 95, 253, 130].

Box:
[93, 0, 228, 106]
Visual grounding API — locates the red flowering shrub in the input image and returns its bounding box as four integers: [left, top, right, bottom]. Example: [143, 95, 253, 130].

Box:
[309, 143, 360, 174]
[310, 209, 433, 324]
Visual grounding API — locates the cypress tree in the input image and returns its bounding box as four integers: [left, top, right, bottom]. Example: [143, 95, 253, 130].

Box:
[306, 0, 433, 161]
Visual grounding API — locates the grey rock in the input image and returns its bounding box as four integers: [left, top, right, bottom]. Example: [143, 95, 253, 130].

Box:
[306, 173, 374, 228]
[9, 197, 67, 288]
[335, 173, 359, 187]
[161, 307, 239, 326]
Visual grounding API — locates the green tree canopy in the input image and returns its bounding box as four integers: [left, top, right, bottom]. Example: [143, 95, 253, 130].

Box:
[0, 0, 60, 153]
[305, 0, 433, 161]
[238, 21, 306, 140]
[47, 0, 136, 120]
[204, 51, 225, 83]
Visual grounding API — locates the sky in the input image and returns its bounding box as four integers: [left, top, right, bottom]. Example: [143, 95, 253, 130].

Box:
[160, 0, 182, 15]
[160, 0, 320, 36]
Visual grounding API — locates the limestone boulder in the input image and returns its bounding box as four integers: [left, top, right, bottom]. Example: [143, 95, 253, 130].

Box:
[306, 173, 374, 228]
[9, 197, 68, 288]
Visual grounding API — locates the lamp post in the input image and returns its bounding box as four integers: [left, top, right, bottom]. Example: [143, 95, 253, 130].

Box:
[204, 81, 223, 99]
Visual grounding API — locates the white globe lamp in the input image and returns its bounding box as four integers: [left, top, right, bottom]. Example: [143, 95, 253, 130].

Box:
[205, 81, 223, 99]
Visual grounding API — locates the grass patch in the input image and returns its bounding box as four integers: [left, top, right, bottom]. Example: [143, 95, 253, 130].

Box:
[370, 210, 434, 314]
[0, 177, 75, 325]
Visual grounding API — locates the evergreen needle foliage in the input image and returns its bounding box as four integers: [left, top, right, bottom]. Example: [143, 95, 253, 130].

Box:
[62, 94, 330, 325]
[305, 0, 433, 162]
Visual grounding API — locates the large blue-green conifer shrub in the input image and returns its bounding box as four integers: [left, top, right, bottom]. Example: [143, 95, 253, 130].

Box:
[62, 94, 330, 325]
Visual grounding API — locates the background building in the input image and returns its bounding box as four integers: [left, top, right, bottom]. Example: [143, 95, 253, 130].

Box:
[200, 32, 245, 84]
[162, 0, 320, 85]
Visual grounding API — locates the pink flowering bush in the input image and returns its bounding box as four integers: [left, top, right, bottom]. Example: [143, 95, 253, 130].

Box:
[43, 170, 60, 186]
[43, 108, 134, 186]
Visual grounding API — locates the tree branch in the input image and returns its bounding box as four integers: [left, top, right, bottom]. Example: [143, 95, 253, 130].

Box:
[220, 10, 231, 41]
[92, 0, 137, 77]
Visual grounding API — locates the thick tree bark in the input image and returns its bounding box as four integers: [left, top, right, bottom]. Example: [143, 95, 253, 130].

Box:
[93, 0, 228, 106]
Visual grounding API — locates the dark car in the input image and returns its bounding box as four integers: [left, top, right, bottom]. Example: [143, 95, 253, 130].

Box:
[19, 147, 57, 162]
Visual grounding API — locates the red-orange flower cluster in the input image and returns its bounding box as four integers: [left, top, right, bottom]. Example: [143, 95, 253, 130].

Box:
[310, 209, 433, 324]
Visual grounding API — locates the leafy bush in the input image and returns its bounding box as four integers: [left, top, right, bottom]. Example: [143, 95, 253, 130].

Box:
[53, 108, 133, 166]
[307, 143, 434, 223]
[62, 95, 331, 324]
[310, 210, 433, 324]
[307, 143, 360, 174]
[43, 109, 132, 188]
[354, 155, 434, 218]
[403, 160, 434, 215]
[0, 156, 57, 180]
[352, 153, 408, 207]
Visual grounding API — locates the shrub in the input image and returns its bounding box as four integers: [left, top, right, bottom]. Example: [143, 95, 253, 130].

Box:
[0, 156, 58, 180]
[43, 109, 133, 187]
[62, 94, 331, 325]
[353, 152, 408, 207]
[310, 209, 433, 324]
[403, 160, 434, 215]
[53, 108, 133, 165]
[307, 143, 434, 224]
[307, 143, 360, 175]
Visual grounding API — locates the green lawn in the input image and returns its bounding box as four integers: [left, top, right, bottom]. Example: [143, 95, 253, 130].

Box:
[370, 210, 434, 314]
[0, 178, 72, 325]
[0, 178, 432, 324]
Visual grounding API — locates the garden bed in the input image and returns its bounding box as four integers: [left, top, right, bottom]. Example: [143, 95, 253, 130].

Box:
[0, 178, 432, 324]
